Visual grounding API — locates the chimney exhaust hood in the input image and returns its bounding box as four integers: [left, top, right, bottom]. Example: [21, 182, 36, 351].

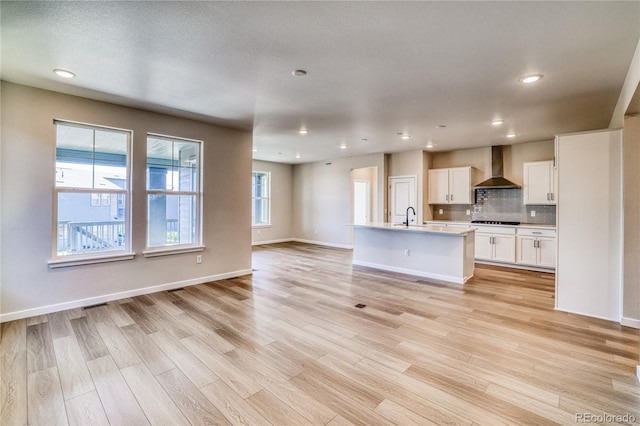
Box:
[474, 145, 520, 189]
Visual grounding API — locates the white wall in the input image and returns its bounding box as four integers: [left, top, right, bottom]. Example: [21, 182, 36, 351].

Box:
[556, 129, 622, 321]
[292, 153, 385, 248]
[0, 82, 253, 321]
[252, 160, 294, 245]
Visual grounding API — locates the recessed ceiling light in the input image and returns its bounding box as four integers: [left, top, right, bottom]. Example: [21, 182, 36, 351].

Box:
[426, 142, 435, 149]
[340, 144, 347, 150]
[491, 119, 504, 126]
[519, 74, 543, 84]
[295, 154, 301, 159]
[252, 148, 259, 152]
[506, 133, 517, 138]
[53, 69, 76, 78]
[292, 69, 307, 77]
[436, 125, 447, 129]
[401, 135, 411, 140]
[361, 138, 368, 141]
[299, 129, 309, 135]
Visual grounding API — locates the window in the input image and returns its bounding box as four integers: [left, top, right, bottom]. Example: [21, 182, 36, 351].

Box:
[146, 134, 202, 252]
[53, 121, 131, 261]
[252, 171, 271, 226]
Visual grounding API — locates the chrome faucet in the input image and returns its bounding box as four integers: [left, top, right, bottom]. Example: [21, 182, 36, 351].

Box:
[405, 206, 416, 226]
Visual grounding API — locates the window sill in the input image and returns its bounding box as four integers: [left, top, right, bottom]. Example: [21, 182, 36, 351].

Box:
[48, 252, 136, 268]
[142, 245, 205, 258]
[252, 224, 272, 229]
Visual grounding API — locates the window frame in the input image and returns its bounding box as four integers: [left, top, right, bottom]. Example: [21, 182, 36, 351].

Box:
[252, 170, 271, 228]
[143, 133, 204, 257]
[49, 120, 134, 268]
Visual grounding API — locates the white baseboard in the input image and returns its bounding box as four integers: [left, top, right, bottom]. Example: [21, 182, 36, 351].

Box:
[637, 365, 640, 382]
[251, 237, 353, 250]
[0, 269, 253, 323]
[554, 307, 619, 323]
[292, 238, 353, 250]
[353, 259, 467, 284]
[475, 260, 555, 273]
[252, 238, 294, 246]
[621, 317, 640, 329]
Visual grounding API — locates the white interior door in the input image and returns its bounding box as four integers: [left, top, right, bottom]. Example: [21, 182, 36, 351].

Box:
[353, 180, 370, 225]
[389, 176, 416, 224]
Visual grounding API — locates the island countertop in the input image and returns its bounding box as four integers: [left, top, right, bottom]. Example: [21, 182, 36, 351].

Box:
[352, 222, 476, 236]
[352, 222, 476, 283]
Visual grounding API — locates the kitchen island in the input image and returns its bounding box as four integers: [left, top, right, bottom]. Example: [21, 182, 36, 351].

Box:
[352, 223, 476, 284]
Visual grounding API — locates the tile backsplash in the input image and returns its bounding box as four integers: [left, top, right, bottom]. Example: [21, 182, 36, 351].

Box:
[431, 188, 556, 225]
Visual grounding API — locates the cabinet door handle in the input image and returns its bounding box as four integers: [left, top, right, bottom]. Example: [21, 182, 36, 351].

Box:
[546, 193, 550, 201]
[550, 193, 554, 201]
[450, 194, 454, 201]
[535, 240, 539, 248]
[446, 194, 449, 201]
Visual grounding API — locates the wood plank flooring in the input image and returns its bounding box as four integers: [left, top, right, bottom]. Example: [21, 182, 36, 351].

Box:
[2, 241, 639, 425]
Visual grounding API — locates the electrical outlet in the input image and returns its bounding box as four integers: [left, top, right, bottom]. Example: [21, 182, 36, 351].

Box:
[466, 209, 470, 215]
[404, 249, 410, 256]
[439, 209, 443, 215]
[256, 229, 261, 234]
[196, 255, 202, 264]
[531, 210, 536, 217]
[314, 228, 319, 234]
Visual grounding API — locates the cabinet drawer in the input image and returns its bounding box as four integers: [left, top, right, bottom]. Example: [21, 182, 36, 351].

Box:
[517, 228, 556, 238]
[473, 225, 516, 235]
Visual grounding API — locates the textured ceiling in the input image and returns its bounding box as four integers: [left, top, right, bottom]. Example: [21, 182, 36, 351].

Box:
[2, 1, 639, 164]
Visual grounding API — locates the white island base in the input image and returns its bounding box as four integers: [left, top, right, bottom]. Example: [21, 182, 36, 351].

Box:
[352, 223, 476, 284]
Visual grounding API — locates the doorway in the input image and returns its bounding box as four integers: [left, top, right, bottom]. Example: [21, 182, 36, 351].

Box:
[353, 180, 370, 224]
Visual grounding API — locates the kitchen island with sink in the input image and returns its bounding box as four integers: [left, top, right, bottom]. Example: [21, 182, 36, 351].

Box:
[352, 223, 476, 284]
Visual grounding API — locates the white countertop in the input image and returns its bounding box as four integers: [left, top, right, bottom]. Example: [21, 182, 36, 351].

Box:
[425, 220, 556, 230]
[353, 222, 476, 236]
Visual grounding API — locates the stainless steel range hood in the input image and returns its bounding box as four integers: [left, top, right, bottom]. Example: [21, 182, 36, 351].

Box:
[474, 145, 520, 189]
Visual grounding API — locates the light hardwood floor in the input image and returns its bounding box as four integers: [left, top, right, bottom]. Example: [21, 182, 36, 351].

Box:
[2, 242, 639, 425]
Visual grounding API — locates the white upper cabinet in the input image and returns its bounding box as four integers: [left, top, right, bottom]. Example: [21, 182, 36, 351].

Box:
[523, 160, 557, 205]
[428, 167, 472, 204]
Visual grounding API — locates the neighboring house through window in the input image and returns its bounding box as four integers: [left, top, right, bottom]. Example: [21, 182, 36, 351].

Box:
[146, 134, 202, 251]
[53, 120, 131, 259]
[252, 171, 270, 226]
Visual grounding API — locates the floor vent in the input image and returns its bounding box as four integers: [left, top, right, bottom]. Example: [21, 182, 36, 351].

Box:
[83, 303, 108, 310]
[354, 303, 366, 309]
[167, 288, 184, 293]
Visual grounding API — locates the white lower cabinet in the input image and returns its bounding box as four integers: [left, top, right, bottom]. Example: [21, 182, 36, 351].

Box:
[426, 222, 556, 270]
[474, 226, 516, 263]
[516, 228, 556, 268]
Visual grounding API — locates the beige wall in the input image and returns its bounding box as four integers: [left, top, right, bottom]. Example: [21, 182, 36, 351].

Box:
[623, 115, 640, 324]
[431, 141, 554, 186]
[252, 160, 293, 244]
[0, 82, 252, 321]
[292, 153, 385, 247]
[432, 146, 489, 185]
